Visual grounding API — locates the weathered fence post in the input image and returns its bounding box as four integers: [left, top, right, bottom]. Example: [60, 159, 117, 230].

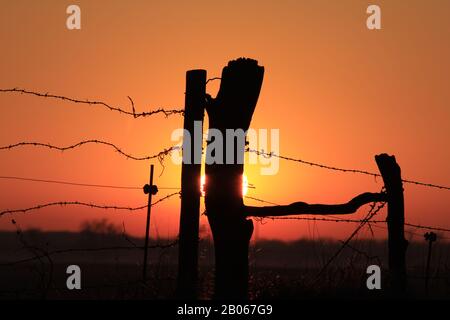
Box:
[177, 69, 206, 298]
[143, 164, 157, 281]
[375, 153, 408, 293]
[424, 231, 437, 295]
[205, 58, 264, 299]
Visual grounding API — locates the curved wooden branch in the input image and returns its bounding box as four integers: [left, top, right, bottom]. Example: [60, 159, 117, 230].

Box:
[245, 192, 387, 217]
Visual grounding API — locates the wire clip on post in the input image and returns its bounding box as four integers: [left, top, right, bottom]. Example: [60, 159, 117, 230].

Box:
[143, 184, 158, 195]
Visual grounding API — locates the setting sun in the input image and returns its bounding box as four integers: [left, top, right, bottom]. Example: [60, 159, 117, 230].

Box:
[200, 174, 248, 197]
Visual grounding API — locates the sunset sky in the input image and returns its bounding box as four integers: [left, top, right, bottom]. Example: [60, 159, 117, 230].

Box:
[0, 0, 449, 241]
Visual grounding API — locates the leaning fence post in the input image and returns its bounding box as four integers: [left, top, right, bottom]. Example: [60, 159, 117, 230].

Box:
[143, 164, 157, 281]
[375, 153, 408, 293]
[176, 69, 206, 298]
[424, 231, 437, 295]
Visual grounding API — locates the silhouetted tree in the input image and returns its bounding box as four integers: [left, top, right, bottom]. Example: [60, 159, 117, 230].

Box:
[80, 218, 120, 235]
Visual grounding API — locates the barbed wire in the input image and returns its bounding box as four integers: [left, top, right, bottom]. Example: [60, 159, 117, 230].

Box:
[245, 148, 450, 191]
[311, 201, 386, 283]
[400, 179, 450, 190]
[404, 223, 450, 233]
[349, 221, 450, 240]
[0, 175, 180, 190]
[247, 195, 450, 234]
[0, 191, 180, 217]
[339, 241, 382, 265]
[246, 148, 378, 176]
[267, 214, 450, 234]
[4, 85, 450, 293]
[0, 240, 179, 267]
[0, 88, 184, 118]
[1, 141, 447, 191]
[1, 88, 448, 190]
[0, 140, 179, 163]
[264, 216, 386, 224]
[8, 218, 55, 296]
[0, 279, 152, 297]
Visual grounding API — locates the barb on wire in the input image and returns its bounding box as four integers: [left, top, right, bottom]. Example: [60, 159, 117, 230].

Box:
[0, 140, 179, 164]
[0, 88, 184, 118]
[0, 175, 180, 190]
[0, 191, 180, 217]
[245, 148, 450, 191]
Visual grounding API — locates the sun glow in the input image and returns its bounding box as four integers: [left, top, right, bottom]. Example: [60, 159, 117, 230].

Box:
[201, 174, 248, 197]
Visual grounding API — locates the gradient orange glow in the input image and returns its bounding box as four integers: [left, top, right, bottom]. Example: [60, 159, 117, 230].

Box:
[0, 1, 449, 241]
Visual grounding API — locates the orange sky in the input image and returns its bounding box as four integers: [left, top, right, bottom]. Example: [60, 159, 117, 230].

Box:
[0, 0, 449, 241]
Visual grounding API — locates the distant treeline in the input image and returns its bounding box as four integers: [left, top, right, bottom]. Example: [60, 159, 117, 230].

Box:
[1, 229, 449, 269]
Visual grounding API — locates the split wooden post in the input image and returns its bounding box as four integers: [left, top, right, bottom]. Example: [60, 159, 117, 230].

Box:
[375, 153, 408, 293]
[176, 69, 206, 298]
[205, 59, 264, 299]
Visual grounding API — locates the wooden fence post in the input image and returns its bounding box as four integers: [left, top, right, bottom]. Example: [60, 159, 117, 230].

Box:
[205, 59, 264, 299]
[375, 153, 408, 293]
[176, 69, 206, 298]
[142, 164, 157, 281]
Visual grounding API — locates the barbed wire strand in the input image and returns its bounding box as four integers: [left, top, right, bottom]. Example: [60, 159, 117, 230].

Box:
[248, 194, 450, 234]
[266, 216, 387, 224]
[1, 88, 447, 190]
[274, 211, 450, 234]
[0, 141, 447, 191]
[0, 240, 179, 267]
[248, 194, 450, 238]
[245, 148, 450, 191]
[311, 201, 386, 284]
[404, 223, 450, 233]
[0, 88, 184, 118]
[0, 191, 180, 217]
[0, 175, 180, 190]
[0, 140, 179, 162]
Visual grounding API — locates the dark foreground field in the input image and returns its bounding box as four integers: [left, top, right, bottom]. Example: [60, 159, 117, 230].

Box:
[0, 229, 449, 299]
